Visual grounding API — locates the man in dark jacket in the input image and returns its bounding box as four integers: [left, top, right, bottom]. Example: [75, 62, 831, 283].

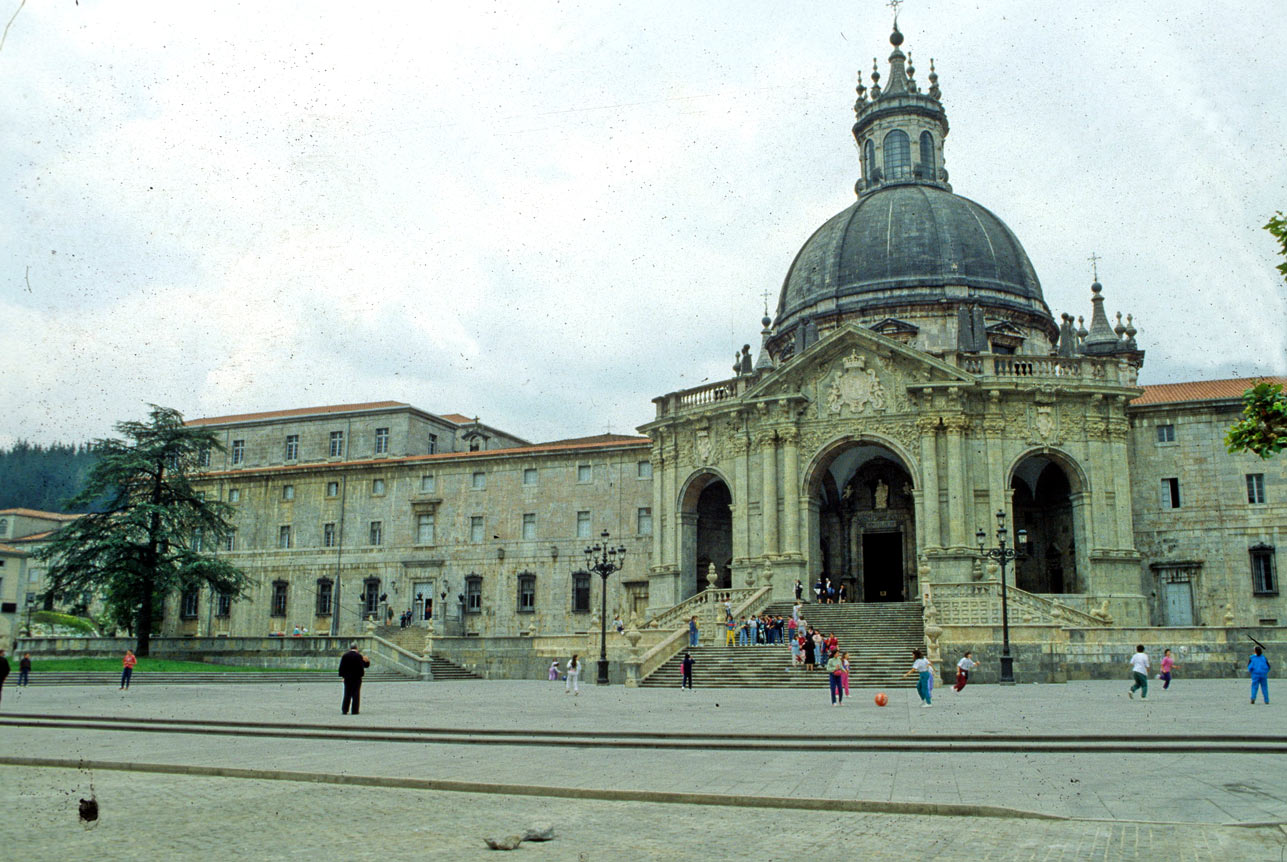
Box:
[0, 649, 10, 705]
[338, 643, 370, 715]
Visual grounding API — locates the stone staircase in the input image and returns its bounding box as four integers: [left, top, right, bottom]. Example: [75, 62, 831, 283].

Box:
[372, 625, 483, 680]
[640, 601, 925, 689]
[14, 670, 413, 686]
[426, 656, 483, 681]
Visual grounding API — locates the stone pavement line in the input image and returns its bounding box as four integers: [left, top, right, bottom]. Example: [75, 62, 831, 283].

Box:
[0, 755, 1067, 821]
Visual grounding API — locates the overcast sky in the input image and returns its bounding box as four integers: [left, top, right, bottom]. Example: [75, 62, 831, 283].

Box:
[2, 0, 1285, 448]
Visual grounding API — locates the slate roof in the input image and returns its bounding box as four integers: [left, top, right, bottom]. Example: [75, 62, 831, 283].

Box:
[1131, 376, 1287, 406]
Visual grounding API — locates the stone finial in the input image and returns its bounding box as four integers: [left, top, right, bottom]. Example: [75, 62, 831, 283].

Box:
[870, 59, 882, 99]
[1076, 316, 1088, 341]
[928, 59, 941, 100]
[706, 562, 719, 590]
[761, 560, 774, 587]
[1223, 604, 1235, 626]
[754, 316, 775, 371]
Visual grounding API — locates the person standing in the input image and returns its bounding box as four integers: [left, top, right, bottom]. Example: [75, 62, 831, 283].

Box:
[120, 649, 137, 691]
[338, 643, 370, 714]
[1127, 644, 1149, 699]
[902, 649, 934, 707]
[827, 652, 845, 706]
[1249, 646, 1271, 705]
[688, 617, 699, 648]
[840, 651, 851, 697]
[0, 649, 9, 704]
[794, 580, 804, 602]
[681, 651, 694, 689]
[19, 652, 32, 687]
[1159, 649, 1178, 690]
[725, 615, 736, 647]
[953, 651, 976, 693]
[748, 615, 758, 647]
[565, 654, 581, 695]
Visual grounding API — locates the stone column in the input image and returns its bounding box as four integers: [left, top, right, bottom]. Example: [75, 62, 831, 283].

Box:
[780, 426, 801, 557]
[663, 436, 679, 569]
[650, 439, 664, 567]
[733, 425, 752, 567]
[942, 415, 969, 548]
[917, 417, 942, 551]
[1109, 401, 1134, 550]
[982, 398, 1006, 522]
[758, 430, 779, 558]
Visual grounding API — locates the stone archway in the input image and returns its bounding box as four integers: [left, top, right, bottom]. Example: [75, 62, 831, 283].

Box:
[678, 471, 733, 599]
[805, 440, 917, 603]
[1009, 451, 1087, 594]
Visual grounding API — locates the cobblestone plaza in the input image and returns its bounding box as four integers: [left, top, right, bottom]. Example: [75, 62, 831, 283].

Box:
[1, 678, 1285, 860]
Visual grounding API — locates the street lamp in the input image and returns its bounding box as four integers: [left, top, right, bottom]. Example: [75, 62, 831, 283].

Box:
[976, 510, 1027, 685]
[583, 529, 627, 686]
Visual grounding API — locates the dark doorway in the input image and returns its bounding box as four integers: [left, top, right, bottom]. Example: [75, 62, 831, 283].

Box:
[862, 531, 904, 601]
[695, 480, 733, 590]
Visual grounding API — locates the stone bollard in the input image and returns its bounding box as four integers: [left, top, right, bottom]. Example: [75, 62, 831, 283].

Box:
[624, 626, 643, 688]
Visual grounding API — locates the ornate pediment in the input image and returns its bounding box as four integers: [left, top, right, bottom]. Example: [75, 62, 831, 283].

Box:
[868, 318, 920, 344]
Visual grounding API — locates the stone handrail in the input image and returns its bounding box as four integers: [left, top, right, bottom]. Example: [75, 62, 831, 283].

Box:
[927, 581, 1108, 627]
[637, 585, 772, 680]
[367, 634, 432, 679]
[951, 353, 1127, 384]
[648, 587, 757, 630]
[655, 376, 743, 417]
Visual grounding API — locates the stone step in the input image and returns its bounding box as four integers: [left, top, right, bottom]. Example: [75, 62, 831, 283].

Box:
[13, 671, 414, 686]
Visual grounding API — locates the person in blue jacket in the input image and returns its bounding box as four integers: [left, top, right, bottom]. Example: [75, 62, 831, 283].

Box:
[1248, 646, 1271, 705]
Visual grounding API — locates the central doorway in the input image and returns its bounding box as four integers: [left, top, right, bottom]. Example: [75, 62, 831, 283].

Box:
[862, 531, 904, 601]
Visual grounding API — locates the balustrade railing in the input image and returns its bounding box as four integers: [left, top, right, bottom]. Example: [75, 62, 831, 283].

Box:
[637, 585, 772, 680]
[648, 587, 757, 630]
[927, 581, 1107, 627]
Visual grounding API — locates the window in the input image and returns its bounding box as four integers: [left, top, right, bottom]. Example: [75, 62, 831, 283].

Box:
[316, 579, 333, 616]
[472, 471, 486, 490]
[1160, 478, 1181, 509]
[215, 591, 232, 618]
[637, 507, 653, 536]
[278, 525, 292, 549]
[191, 528, 204, 552]
[198, 446, 211, 468]
[1247, 473, 1266, 505]
[637, 461, 652, 479]
[374, 427, 389, 455]
[416, 513, 435, 545]
[271, 580, 288, 617]
[369, 521, 383, 546]
[523, 467, 538, 486]
[522, 513, 537, 540]
[577, 464, 592, 483]
[919, 131, 935, 179]
[864, 139, 876, 182]
[572, 572, 591, 613]
[231, 440, 245, 464]
[372, 478, 386, 496]
[363, 578, 381, 617]
[323, 522, 337, 547]
[329, 430, 344, 458]
[223, 529, 236, 552]
[180, 588, 199, 619]
[576, 510, 591, 539]
[465, 575, 482, 613]
[427, 434, 438, 455]
[470, 516, 485, 543]
[469, 438, 481, 452]
[228, 488, 241, 503]
[1252, 545, 1277, 596]
[326, 481, 339, 498]
[1156, 424, 1176, 443]
[282, 484, 295, 501]
[518, 572, 536, 613]
[420, 474, 435, 493]
[284, 434, 299, 461]
[0, 517, 7, 536]
[883, 129, 911, 179]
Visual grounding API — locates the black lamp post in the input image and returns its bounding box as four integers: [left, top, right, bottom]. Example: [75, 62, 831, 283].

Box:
[583, 529, 627, 686]
[976, 510, 1027, 685]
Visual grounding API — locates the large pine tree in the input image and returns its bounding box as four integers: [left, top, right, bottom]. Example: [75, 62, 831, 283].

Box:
[37, 406, 250, 655]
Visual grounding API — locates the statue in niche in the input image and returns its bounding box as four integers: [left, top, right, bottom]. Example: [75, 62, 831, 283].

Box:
[874, 479, 889, 510]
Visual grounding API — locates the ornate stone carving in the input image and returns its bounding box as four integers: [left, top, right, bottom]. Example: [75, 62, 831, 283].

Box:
[827, 351, 887, 415]
[941, 414, 970, 435]
[695, 428, 714, 465]
[1035, 404, 1056, 441]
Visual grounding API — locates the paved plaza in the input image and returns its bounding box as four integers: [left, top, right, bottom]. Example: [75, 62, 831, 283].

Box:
[1, 677, 1285, 860]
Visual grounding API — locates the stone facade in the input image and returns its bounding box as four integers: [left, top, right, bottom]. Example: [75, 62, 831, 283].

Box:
[0, 508, 79, 646]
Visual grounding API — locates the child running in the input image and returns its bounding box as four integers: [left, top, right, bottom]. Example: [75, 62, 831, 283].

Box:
[1159, 649, 1178, 690]
[902, 649, 934, 707]
[954, 651, 976, 692]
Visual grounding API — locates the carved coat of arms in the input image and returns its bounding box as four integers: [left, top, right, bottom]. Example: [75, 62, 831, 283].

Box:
[827, 351, 886, 415]
[695, 430, 714, 464]
[1035, 405, 1055, 440]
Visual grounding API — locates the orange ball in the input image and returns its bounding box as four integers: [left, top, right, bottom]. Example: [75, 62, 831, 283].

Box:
[874, 692, 888, 707]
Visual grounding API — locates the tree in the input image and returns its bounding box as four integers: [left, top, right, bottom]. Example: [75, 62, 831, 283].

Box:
[1227, 381, 1287, 459]
[1266, 211, 1287, 282]
[37, 406, 251, 655]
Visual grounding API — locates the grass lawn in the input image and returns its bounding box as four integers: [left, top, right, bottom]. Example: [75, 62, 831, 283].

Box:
[27, 658, 327, 673]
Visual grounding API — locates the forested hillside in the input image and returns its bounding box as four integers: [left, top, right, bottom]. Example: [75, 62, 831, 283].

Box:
[0, 441, 101, 513]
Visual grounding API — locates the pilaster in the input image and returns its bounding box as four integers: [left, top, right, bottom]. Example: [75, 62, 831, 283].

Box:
[756, 429, 779, 557]
[780, 425, 801, 557]
[916, 415, 942, 551]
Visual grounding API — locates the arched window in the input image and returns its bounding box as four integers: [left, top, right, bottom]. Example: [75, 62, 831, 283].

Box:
[919, 131, 935, 179]
[883, 130, 911, 179]
[864, 140, 876, 183]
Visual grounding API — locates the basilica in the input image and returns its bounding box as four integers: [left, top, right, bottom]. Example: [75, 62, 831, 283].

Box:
[125, 21, 1284, 680]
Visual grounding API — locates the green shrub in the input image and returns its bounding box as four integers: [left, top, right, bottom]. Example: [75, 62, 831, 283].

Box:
[31, 610, 99, 635]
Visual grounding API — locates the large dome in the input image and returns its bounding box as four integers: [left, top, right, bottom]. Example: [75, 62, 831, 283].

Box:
[775, 184, 1051, 337]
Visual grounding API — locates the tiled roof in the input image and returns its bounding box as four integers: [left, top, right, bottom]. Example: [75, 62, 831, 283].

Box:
[12, 529, 58, 542]
[197, 435, 650, 479]
[186, 401, 412, 426]
[440, 413, 474, 424]
[0, 543, 23, 554]
[0, 508, 80, 521]
[1131, 376, 1287, 406]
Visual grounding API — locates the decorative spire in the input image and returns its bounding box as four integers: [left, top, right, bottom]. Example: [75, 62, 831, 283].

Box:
[928, 59, 940, 100]
[754, 314, 775, 372]
[869, 59, 881, 100]
[906, 52, 918, 93]
[884, 23, 910, 95]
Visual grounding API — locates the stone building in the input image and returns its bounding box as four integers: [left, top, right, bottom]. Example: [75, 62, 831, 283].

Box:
[0, 508, 80, 644]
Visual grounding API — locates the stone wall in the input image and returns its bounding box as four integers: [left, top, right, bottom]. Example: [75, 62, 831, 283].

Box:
[14, 635, 364, 671]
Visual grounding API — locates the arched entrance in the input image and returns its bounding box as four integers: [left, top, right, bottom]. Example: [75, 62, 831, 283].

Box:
[678, 471, 732, 599]
[807, 441, 917, 603]
[1010, 454, 1081, 593]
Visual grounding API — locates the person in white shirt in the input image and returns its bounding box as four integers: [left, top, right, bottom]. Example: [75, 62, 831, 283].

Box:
[565, 654, 581, 695]
[901, 649, 935, 707]
[1127, 644, 1150, 699]
[953, 651, 977, 693]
